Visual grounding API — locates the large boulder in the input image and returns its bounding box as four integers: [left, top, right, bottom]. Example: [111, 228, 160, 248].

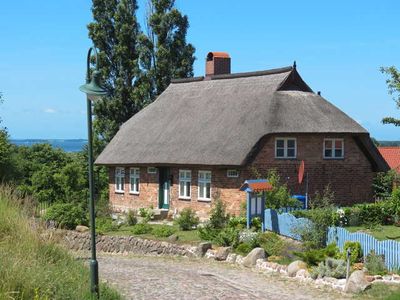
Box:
[196, 242, 212, 257]
[75, 225, 89, 233]
[287, 260, 307, 277]
[215, 247, 232, 261]
[344, 270, 371, 293]
[242, 248, 266, 267]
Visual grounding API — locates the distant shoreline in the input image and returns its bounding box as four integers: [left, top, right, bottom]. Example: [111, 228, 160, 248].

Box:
[10, 139, 88, 152]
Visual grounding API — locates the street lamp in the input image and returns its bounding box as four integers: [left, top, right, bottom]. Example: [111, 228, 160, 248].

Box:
[79, 46, 107, 297]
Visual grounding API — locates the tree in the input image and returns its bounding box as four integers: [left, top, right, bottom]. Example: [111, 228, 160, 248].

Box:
[88, 0, 144, 146]
[381, 66, 400, 126]
[0, 93, 14, 181]
[140, 0, 195, 99]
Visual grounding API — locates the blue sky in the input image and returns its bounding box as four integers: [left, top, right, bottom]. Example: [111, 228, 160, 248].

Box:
[0, 0, 399, 140]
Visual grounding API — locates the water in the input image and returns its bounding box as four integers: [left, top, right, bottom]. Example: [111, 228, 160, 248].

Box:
[11, 139, 87, 152]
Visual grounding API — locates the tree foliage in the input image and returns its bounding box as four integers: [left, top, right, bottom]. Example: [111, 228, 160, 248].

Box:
[381, 66, 400, 126]
[140, 0, 195, 98]
[88, 0, 195, 147]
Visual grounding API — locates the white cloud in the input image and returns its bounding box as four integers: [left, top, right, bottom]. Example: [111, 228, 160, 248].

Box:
[44, 108, 56, 114]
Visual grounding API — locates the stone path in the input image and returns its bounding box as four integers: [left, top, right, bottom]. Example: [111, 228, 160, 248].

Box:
[97, 254, 351, 300]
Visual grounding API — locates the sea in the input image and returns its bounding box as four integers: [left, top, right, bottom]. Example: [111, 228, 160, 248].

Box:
[10, 139, 87, 152]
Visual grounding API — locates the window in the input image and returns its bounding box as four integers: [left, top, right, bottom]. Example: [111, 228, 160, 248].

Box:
[275, 138, 297, 158]
[147, 167, 157, 174]
[198, 171, 211, 201]
[227, 169, 239, 178]
[324, 139, 344, 159]
[115, 167, 125, 193]
[129, 168, 140, 194]
[179, 170, 191, 199]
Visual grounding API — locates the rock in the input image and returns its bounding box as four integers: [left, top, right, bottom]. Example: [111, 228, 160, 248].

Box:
[205, 249, 216, 259]
[393, 274, 400, 282]
[226, 253, 237, 264]
[344, 270, 371, 293]
[373, 275, 383, 280]
[323, 277, 338, 286]
[242, 248, 266, 267]
[196, 242, 212, 257]
[295, 269, 307, 278]
[215, 247, 232, 261]
[365, 275, 375, 282]
[75, 225, 89, 232]
[236, 255, 244, 265]
[287, 260, 307, 277]
[168, 234, 179, 242]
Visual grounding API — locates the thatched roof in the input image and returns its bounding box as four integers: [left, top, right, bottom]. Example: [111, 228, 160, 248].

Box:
[95, 66, 388, 171]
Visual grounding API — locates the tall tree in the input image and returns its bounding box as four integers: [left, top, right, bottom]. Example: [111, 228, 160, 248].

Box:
[88, 0, 143, 145]
[381, 66, 400, 126]
[0, 93, 14, 181]
[140, 0, 195, 99]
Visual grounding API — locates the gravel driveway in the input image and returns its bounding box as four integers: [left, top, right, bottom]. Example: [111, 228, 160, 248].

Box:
[97, 254, 350, 300]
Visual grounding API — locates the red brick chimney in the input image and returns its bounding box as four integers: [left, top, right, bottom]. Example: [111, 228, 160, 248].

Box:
[205, 52, 231, 77]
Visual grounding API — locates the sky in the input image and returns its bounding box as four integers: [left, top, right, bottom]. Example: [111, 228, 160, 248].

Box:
[0, 0, 399, 140]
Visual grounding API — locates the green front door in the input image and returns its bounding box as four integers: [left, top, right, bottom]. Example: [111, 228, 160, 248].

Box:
[158, 167, 170, 209]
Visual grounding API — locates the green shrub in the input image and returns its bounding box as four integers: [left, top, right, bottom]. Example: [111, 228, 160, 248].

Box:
[138, 207, 154, 222]
[311, 257, 347, 279]
[373, 170, 399, 199]
[198, 223, 219, 241]
[228, 216, 247, 229]
[209, 198, 229, 229]
[126, 210, 137, 226]
[365, 251, 387, 275]
[96, 217, 119, 235]
[339, 241, 362, 265]
[251, 217, 262, 231]
[214, 227, 240, 247]
[258, 231, 285, 257]
[235, 243, 253, 256]
[152, 225, 176, 238]
[131, 223, 153, 235]
[294, 243, 339, 266]
[175, 208, 199, 231]
[43, 202, 88, 229]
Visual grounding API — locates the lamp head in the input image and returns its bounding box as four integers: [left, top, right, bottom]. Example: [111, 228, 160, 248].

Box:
[79, 70, 107, 101]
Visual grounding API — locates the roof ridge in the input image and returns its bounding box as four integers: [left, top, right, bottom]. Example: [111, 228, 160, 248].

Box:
[170, 66, 293, 84]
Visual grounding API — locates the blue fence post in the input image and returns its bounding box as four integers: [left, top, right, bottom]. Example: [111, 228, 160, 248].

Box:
[261, 191, 266, 232]
[246, 192, 251, 229]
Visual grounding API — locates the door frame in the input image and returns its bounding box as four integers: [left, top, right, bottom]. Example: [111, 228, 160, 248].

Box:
[158, 167, 170, 209]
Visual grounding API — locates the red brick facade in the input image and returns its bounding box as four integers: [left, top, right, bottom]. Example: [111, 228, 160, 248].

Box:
[108, 133, 375, 217]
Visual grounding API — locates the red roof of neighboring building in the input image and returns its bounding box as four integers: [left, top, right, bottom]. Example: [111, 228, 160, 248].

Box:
[378, 147, 400, 173]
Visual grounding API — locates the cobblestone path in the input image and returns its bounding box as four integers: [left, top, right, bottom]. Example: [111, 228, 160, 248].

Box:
[98, 255, 350, 300]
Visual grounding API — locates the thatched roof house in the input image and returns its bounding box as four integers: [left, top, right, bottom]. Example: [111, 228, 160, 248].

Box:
[96, 52, 388, 216]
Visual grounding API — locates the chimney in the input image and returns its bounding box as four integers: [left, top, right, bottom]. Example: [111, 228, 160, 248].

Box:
[205, 52, 231, 77]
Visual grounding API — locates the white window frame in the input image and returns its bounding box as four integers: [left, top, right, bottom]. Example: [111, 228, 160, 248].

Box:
[198, 170, 211, 201]
[129, 167, 140, 194]
[227, 169, 239, 178]
[323, 138, 344, 159]
[179, 170, 192, 199]
[115, 167, 125, 193]
[147, 167, 157, 174]
[275, 137, 297, 159]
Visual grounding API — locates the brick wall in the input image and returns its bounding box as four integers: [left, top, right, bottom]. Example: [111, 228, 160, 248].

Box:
[108, 133, 375, 217]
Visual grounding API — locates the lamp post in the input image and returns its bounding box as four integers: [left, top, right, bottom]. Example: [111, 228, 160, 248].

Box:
[79, 46, 107, 298]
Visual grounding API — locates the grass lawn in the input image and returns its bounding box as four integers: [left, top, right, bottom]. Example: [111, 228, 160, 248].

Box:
[346, 225, 400, 241]
[358, 283, 400, 300]
[104, 224, 202, 245]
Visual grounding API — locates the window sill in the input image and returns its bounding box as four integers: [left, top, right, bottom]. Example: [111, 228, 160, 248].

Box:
[198, 198, 211, 202]
[323, 157, 344, 160]
[179, 197, 191, 201]
[275, 157, 297, 160]
[129, 192, 140, 195]
[115, 190, 125, 194]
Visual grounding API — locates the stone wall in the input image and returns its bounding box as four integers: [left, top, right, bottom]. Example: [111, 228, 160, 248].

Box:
[60, 230, 200, 257]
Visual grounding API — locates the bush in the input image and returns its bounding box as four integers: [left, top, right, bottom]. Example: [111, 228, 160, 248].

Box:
[228, 216, 247, 229]
[131, 223, 153, 235]
[175, 208, 199, 231]
[43, 202, 88, 229]
[138, 207, 154, 222]
[311, 257, 347, 279]
[238, 229, 259, 246]
[294, 243, 339, 266]
[339, 241, 362, 265]
[235, 242, 253, 256]
[152, 225, 176, 238]
[365, 251, 387, 275]
[126, 210, 137, 226]
[209, 198, 229, 229]
[258, 231, 285, 257]
[373, 170, 399, 199]
[251, 217, 262, 231]
[96, 217, 119, 235]
[214, 227, 240, 247]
